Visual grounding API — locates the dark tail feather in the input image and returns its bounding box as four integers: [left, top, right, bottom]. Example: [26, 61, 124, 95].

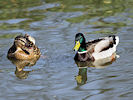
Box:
[109, 35, 119, 45]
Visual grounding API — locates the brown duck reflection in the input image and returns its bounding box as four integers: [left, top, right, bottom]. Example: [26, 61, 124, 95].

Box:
[9, 58, 39, 79]
[75, 54, 116, 85]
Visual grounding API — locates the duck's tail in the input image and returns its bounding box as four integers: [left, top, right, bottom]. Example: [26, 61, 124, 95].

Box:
[109, 35, 119, 46]
[115, 36, 119, 46]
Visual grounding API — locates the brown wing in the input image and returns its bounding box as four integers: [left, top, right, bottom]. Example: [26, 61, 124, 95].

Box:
[8, 44, 17, 54]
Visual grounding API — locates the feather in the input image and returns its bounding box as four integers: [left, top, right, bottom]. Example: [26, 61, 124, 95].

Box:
[92, 35, 119, 60]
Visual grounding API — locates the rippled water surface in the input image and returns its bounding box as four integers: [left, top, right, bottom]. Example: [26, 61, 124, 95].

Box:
[0, 0, 133, 100]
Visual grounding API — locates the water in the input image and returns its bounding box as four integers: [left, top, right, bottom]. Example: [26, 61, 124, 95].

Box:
[0, 0, 133, 100]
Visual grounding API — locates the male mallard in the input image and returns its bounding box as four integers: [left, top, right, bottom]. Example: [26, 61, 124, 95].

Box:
[73, 33, 119, 61]
[7, 34, 41, 60]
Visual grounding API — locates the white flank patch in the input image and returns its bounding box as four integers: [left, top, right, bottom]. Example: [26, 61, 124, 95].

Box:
[92, 36, 119, 60]
[92, 46, 116, 60]
[94, 39, 110, 52]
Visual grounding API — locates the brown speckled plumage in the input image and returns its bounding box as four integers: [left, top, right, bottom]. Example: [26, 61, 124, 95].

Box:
[7, 34, 41, 60]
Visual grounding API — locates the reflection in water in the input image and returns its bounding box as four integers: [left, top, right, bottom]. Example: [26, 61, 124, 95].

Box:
[76, 67, 87, 85]
[8, 58, 39, 79]
[1, 0, 133, 99]
[75, 54, 116, 85]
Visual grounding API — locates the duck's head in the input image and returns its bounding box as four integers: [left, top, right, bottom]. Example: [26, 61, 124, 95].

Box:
[14, 35, 27, 48]
[14, 34, 34, 49]
[73, 33, 86, 52]
[24, 34, 35, 45]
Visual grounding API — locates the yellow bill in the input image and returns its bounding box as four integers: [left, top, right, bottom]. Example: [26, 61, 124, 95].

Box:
[73, 41, 80, 51]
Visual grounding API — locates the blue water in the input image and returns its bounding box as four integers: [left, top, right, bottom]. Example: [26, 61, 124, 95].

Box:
[0, 0, 133, 100]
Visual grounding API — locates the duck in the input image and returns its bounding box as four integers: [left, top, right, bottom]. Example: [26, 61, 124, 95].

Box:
[7, 34, 41, 60]
[73, 33, 119, 61]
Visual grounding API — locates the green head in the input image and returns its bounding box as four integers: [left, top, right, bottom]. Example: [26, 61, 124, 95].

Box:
[73, 33, 87, 52]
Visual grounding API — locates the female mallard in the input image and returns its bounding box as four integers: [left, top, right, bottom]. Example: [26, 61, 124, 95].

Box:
[7, 34, 41, 60]
[73, 33, 119, 61]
